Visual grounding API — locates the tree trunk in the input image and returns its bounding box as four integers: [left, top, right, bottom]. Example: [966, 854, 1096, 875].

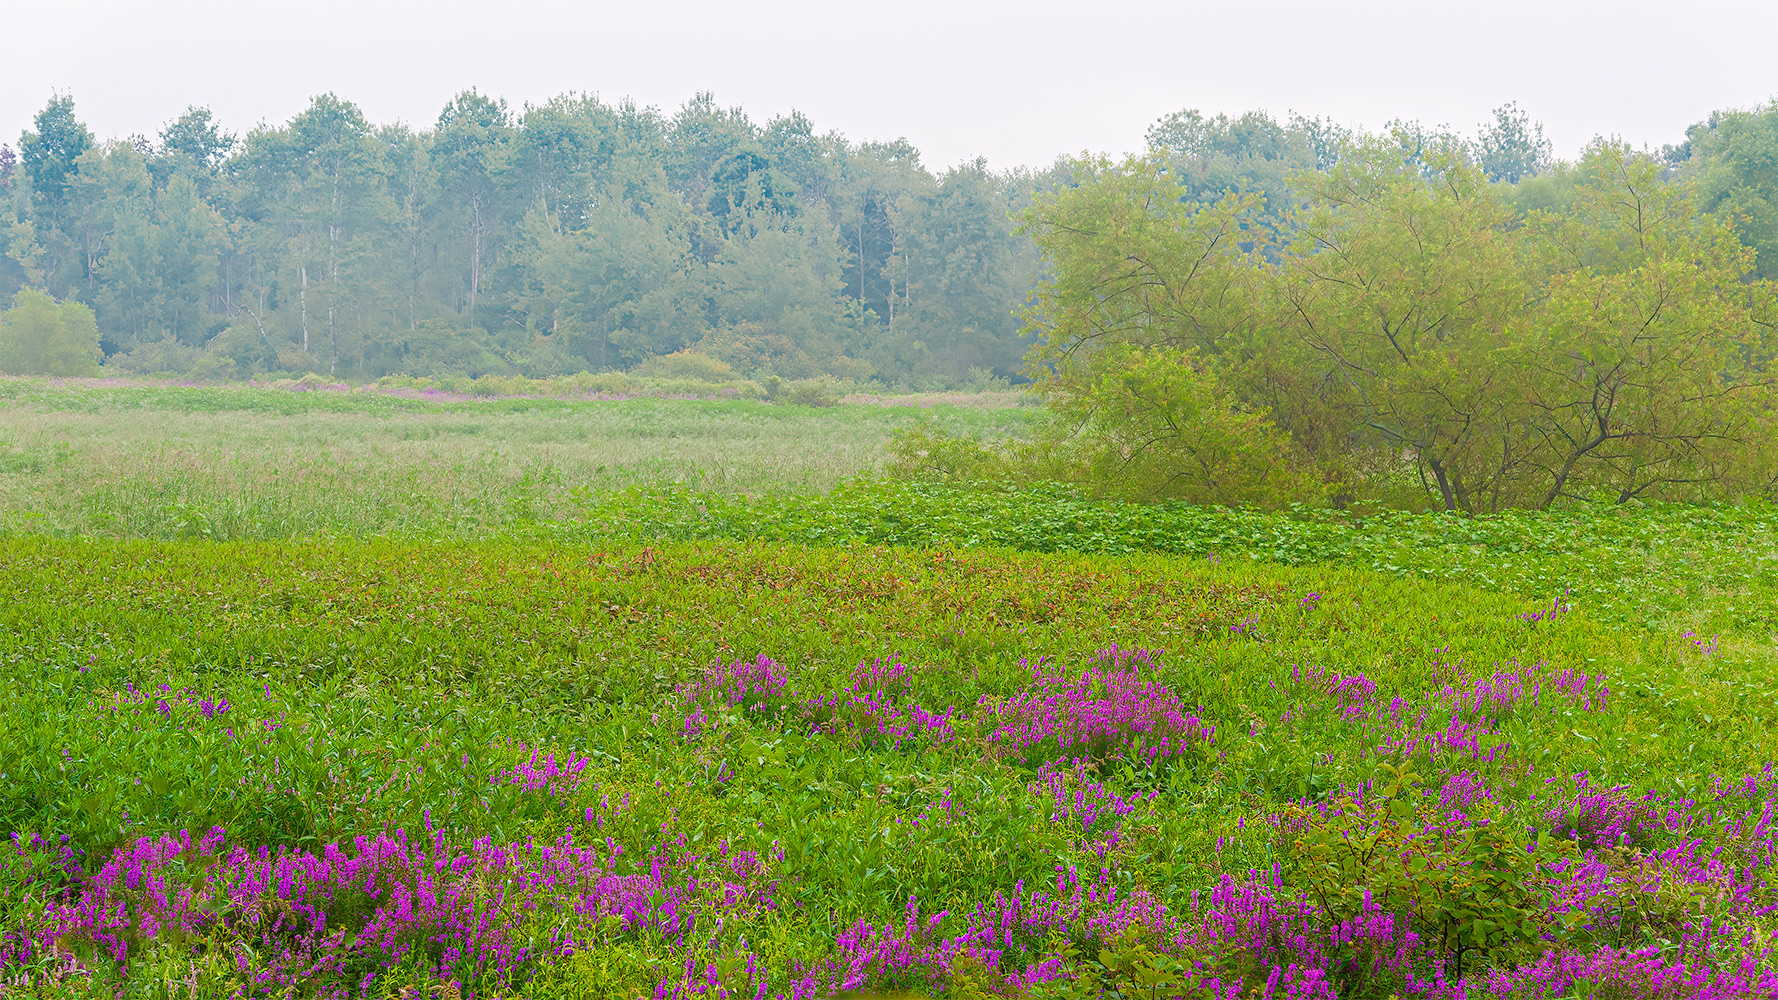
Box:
[328, 221, 340, 375]
[886, 223, 896, 333]
[299, 265, 309, 353]
[469, 192, 483, 328]
[1426, 455, 1458, 512]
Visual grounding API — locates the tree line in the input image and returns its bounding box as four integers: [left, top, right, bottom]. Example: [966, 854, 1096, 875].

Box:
[0, 91, 1056, 385]
[3, 89, 1775, 417]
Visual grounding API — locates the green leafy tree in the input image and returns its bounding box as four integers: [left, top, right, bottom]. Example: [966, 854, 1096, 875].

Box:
[1277, 134, 1538, 512]
[376, 124, 441, 339]
[1520, 143, 1777, 502]
[1033, 343, 1319, 504]
[1018, 154, 1303, 501]
[762, 111, 843, 212]
[150, 174, 224, 343]
[155, 106, 235, 187]
[432, 90, 514, 329]
[1145, 109, 1323, 235]
[18, 96, 96, 296]
[835, 138, 928, 346]
[1, 149, 48, 296]
[665, 92, 755, 207]
[1019, 136, 1778, 510]
[18, 97, 94, 216]
[708, 212, 851, 374]
[1682, 100, 1778, 279]
[231, 94, 398, 372]
[514, 153, 705, 368]
[897, 159, 1032, 381]
[1384, 118, 1469, 180]
[1474, 102, 1553, 184]
[86, 143, 159, 345]
[70, 142, 222, 349]
[0, 287, 101, 375]
[510, 94, 625, 223]
[707, 148, 796, 235]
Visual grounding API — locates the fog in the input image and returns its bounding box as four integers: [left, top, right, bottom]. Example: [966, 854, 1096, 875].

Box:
[7, 0, 1775, 166]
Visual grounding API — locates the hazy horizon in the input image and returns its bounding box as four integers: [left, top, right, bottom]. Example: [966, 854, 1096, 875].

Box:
[5, 0, 1777, 171]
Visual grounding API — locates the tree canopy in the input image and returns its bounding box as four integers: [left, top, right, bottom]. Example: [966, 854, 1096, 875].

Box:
[1018, 138, 1778, 511]
[0, 91, 1055, 386]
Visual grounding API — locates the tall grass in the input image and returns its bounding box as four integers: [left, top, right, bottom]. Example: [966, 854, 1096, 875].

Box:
[0, 383, 1027, 537]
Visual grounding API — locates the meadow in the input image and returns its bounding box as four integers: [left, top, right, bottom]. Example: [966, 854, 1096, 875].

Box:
[0, 379, 1028, 537]
[1, 382, 1776, 999]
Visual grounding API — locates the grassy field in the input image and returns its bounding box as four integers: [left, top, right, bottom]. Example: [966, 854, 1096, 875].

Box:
[0, 380, 1028, 538]
[1, 384, 1775, 999]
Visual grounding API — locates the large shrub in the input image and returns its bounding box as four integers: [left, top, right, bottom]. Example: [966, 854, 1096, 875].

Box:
[1015, 141, 1778, 511]
[0, 288, 101, 376]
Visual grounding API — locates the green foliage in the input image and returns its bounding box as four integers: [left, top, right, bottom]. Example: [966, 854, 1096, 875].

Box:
[779, 376, 844, 407]
[1033, 344, 1320, 506]
[1276, 136, 1532, 511]
[1014, 155, 1309, 504]
[1143, 108, 1343, 234]
[1036, 926, 1208, 1000]
[1473, 102, 1554, 184]
[1520, 147, 1778, 504]
[886, 419, 1016, 483]
[2, 92, 1049, 388]
[0, 513, 1772, 995]
[0, 288, 102, 375]
[1285, 764, 1575, 982]
[1020, 138, 1778, 511]
[631, 348, 738, 381]
[18, 96, 94, 213]
[1676, 100, 1778, 280]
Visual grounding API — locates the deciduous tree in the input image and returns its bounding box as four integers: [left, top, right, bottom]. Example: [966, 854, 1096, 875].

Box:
[0, 287, 101, 375]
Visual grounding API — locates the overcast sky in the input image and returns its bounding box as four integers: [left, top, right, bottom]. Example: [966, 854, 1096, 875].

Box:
[5, 0, 1776, 171]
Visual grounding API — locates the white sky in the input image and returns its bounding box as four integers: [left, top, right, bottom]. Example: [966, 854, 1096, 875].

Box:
[5, 0, 1776, 171]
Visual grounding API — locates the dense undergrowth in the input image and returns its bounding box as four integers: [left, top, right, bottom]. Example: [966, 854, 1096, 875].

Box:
[564, 481, 1778, 636]
[1, 536, 1775, 998]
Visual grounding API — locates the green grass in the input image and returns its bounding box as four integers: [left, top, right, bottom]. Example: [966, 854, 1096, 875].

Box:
[2, 536, 1774, 995]
[0, 381, 1027, 538]
[5, 382, 1773, 647]
[1, 383, 1776, 997]
[565, 480, 1778, 638]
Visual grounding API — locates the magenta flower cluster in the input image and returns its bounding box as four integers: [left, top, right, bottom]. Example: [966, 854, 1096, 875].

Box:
[7, 761, 1778, 999]
[689, 654, 791, 716]
[1518, 590, 1573, 624]
[492, 745, 592, 796]
[980, 646, 1214, 770]
[2, 825, 773, 996]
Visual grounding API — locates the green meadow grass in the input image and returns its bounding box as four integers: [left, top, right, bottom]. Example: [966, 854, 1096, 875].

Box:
[1, 383, 1775, 996]
[0, 381, 1027, 538]
[567, 480, 1778, 638]
[2, 536, 1773, 995]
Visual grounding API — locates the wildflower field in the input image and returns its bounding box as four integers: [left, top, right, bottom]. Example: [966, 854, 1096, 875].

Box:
[3, 384, 1778, 999]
